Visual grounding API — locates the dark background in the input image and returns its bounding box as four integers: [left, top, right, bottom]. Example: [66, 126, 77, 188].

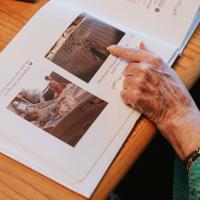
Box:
[109, 78, 200, 200]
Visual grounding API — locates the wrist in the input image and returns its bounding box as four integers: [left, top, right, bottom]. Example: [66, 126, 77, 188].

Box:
[158, 106, 200, 160]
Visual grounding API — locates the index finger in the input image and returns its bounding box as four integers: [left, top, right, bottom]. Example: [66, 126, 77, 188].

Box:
[107, 45, 153, 63]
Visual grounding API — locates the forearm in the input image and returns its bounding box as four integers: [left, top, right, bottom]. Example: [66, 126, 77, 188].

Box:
[159, 105, 200, 160]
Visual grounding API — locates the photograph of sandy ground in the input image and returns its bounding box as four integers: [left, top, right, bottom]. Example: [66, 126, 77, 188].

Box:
[45, 13, 125, 82]
[7, 71, 107, 147]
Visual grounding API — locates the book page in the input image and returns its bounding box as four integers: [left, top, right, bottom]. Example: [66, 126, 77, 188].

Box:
[69, 0, 200, 47]
[0, 0, 177, 196]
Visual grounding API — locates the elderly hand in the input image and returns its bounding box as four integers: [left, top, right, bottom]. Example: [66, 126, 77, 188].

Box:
[108, 43, 200, 160]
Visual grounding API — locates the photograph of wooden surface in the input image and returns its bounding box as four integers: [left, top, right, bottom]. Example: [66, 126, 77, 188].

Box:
[45, 13, 125, 82]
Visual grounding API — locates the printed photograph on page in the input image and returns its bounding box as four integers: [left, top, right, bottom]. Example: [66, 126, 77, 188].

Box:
[45, 13, 125, 83]
[7, 71, 107, 147]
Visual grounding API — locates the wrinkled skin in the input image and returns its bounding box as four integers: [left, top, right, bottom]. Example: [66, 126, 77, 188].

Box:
[108, 43, 200, 160]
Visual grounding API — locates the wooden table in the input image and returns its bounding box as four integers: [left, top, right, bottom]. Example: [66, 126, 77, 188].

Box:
[0, 1, 200, 199]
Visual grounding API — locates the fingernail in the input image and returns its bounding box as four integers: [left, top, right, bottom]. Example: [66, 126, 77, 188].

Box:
[107, 45, 117, 51]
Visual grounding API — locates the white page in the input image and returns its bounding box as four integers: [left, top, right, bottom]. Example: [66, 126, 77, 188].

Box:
[0, 0, 177, 196]
[67, 0, 200, 48]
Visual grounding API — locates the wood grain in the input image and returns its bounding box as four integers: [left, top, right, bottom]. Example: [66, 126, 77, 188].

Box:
[0, 1, 200, 200]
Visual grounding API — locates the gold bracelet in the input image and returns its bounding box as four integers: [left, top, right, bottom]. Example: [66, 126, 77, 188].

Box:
[185, 148, 200, 170]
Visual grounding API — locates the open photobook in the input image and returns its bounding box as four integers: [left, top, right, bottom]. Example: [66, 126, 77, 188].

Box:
[0, 0, 199, 198]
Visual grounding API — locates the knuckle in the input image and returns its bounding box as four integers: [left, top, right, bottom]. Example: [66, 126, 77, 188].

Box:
[138, 66, 149, 81]
[123, 79, 128, 89]
[126, 49, 135, 59]
[138, 81, 147, 92]
[120, 89, 135, 105]
[148, 55, 162, 65]
[142, 68, 149, 79]
[154, 55, 162, 62]
[138, 63, 148, 73]
[123, 76, 134, 89]
[134, 97, 142, 109]
[123, 65, 131, 76]
[120, 90, 128, 102]
[124, 63, 136, 76]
